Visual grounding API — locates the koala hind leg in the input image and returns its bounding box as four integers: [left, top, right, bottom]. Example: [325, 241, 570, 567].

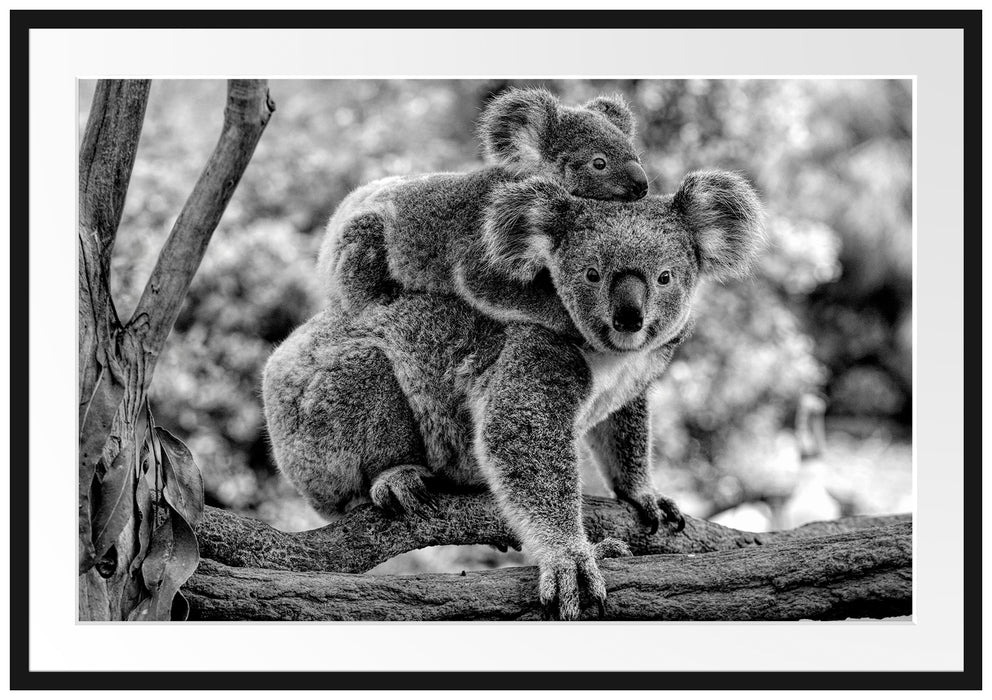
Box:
[265, 329, 431, 519]
[332, 345, 435, 516]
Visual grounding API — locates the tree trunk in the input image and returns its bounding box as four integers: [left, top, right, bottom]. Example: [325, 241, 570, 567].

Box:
[77, 79, 274, 621]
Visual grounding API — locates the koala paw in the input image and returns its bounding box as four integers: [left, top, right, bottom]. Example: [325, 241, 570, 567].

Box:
[619, 490, 686, 535]
[537, 543, 608, 621]
[593, 537, 633, 559]
[369, 465, 436, 517]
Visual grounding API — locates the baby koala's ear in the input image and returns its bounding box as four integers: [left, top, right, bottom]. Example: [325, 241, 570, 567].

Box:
[672, 170, 766, 280]
[482, 177, 572, 282]
[478, 88, 561, 168]
[583, 94, 636, 137]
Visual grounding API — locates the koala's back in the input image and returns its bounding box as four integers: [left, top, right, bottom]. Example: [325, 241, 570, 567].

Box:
[318, 167, 521, 309]
[377, 169, 516, 293]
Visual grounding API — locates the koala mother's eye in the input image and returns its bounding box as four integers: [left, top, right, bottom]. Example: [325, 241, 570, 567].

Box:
[591, 157, 607, 170]
[585, 267, 602, 283]
[658, 270, 672, 285]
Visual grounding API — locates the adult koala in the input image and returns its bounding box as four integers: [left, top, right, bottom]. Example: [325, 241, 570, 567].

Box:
[263, 171, 764, 619]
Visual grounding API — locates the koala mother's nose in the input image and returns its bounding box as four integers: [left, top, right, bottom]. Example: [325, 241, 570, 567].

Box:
[613, 307, 643, 333]
[611, 273, 647, 333]
[625, 160, 649, 199]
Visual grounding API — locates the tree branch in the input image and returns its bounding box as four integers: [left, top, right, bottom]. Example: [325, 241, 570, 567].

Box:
[186, 522, 911, 621]
[196, 492, 911, 574]
[130, 79, 275, 378]
[79, 79, 152, 279]
[78, 79, 151, 425]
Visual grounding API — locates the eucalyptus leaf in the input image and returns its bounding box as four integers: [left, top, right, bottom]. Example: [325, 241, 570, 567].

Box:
[79, 359, 126, 476]
[140, 506, 200, 621]
[126, 596, 152, 622]
[156, 428, 204, 527]
[148, 425, 166, 527]
[79, 353, 130, 575]
[91, 446, 135, 560]
[141, 520, 173, 594]
[130, 451, 154, 576]
[95, 545, 118, 579]
[172, 591, 190, 622]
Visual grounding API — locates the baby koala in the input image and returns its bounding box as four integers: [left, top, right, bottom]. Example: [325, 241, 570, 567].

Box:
[317, 87, 648, 330]
[264, 170, 764, 619]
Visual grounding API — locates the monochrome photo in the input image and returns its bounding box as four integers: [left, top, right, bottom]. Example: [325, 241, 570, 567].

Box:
[77, 78, 913, 623]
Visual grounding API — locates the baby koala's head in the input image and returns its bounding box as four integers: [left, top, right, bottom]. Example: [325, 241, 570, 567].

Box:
[478, 87, 647, 202]
[482, 170, 765, 354]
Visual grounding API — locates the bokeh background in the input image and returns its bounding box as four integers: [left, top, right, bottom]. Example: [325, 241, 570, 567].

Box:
[79, 79, 913, 573]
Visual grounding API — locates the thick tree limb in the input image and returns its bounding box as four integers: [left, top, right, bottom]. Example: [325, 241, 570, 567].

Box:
[131, 79, 275, 379]
[197, 492, 911, 574]
[186, 522, 911, 621]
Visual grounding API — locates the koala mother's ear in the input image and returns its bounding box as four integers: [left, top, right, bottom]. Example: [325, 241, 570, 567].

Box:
[583, 94, 636, 137]
[482, 177, 572, 282]
[672, 170, 766, 280]
[478, 88, 561, 169]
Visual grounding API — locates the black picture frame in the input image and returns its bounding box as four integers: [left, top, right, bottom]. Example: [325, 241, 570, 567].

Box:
[9, 7, 981, 691]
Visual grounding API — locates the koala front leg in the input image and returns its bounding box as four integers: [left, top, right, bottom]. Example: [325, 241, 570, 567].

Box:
[473, 328, 612, 620]
[586, 393, 685, 534]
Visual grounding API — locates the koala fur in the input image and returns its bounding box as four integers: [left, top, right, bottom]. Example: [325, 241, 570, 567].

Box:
[264, 170, 764, 619]
[317, 88, 648, 331]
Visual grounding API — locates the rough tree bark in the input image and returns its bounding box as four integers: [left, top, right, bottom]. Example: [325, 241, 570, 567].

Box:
[187, 515, 911, 621]
[77, 79, 274, 621]
[196, 492, 911, 574]
[190, 493, 911, 621]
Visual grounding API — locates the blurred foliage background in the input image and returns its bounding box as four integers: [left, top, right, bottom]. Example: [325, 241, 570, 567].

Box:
[79, 79, 912, 572]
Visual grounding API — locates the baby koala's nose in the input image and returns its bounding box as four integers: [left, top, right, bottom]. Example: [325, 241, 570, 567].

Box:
[625, 160, 649, 199]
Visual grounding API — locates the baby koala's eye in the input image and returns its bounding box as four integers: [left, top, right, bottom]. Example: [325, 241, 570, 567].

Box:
[585, 267, 602, 283]
[591, 157, 607, 170]
[658, 270, 672, 285]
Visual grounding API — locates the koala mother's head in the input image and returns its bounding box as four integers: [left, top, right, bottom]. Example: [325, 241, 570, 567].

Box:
[478, 88, 648, 201]
[482, 171, 765, 354]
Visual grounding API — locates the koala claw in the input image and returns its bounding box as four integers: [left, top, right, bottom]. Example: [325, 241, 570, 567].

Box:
[369, 465, 436, 517]
[620, 491, 686, 535]
[658, 495, 686, 533]
[537, 545, 608, 621]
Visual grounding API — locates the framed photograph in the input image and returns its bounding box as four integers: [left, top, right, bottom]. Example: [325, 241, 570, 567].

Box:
[10, 6, 981, 692]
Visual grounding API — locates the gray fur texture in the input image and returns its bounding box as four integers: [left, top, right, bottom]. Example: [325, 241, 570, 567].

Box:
[264, 169, 764, 619]
[317, 88, 647, 330]
[476, 169, 764, 353]
[671, 170, 766, 281]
